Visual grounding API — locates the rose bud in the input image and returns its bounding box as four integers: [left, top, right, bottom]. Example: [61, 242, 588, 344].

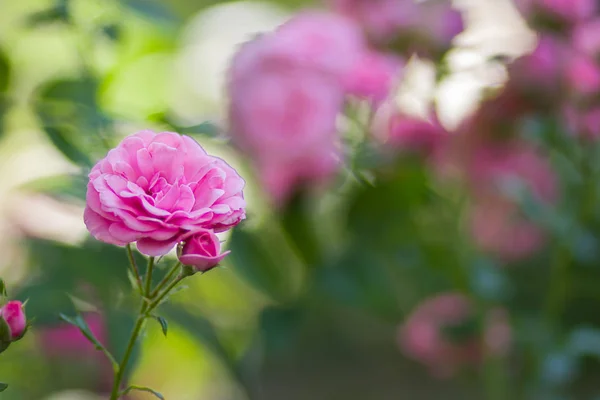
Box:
[178, 230, 230, 272]
[0, 301, 26, 340]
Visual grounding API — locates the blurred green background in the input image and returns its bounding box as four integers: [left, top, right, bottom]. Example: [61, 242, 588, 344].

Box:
[1, 0, 597, 399]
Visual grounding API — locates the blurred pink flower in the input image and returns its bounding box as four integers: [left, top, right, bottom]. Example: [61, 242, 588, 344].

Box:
[328, 0, 415, 42]
[399, 293, 511, 378]
[516, 0, 596, 24]
[179, 229, 229, 272]
[468, 145, 557, 260]
[344, 51, 404, 103]
[328, 0, 463, 53]
[228, 12, 365, 204]
[0, 301, 26, 340]
[573, 19, 600, 56]
[84, 131, 246, 256]
[40, 313, 107, 358]
[38, 313, 112, 391]
[508, 36, 570, 104]
[371, 103, 447, 158]
[566, 53, 600, 95]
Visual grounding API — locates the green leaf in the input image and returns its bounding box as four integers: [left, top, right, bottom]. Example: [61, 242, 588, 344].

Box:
[0, 48, 10, 93]
[180, 121, 220, 138]
[0, 279, 7, 298]
[100, 24, 121, 41]
[25, 0, 70, 27]
[0, 317, 11, 353]
[34, 77, 112, 165]
[0, 383, 7, 392]
[43, 126, 92, 166]
[120, 385, 164, 400]
[59, 314, 108, 353]
[120, 0, 178, 25]
[153, 315, 168, 337]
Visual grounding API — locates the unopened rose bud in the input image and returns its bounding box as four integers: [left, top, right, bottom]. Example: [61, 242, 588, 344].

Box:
[178, 230, 230, 272]
[0, 301, 26, 341]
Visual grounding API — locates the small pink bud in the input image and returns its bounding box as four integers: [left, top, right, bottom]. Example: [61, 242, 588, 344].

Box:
[179, 230, 230, 272]
[0, 301, 26, 340]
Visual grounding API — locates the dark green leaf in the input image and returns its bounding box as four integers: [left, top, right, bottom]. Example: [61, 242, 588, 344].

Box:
[180, 121, 220, 138]
[43, 126, 92, 166]
[0, 383, 7, 392]
[0, 279, 7, 298]
[120, 0, 178, 25]
[59, 313, 110, 356]
[25, 0, 70, 27]
[153, 315, 168, 337]
[0, 317, 11, 353]
[34, 77, 112, 165]
[0, 49, 10, 93]
[100, 24, 121, 41]
[120, 385, 164, 400]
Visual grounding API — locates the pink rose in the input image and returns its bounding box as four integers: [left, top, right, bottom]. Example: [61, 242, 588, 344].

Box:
[330, 0, 463, 56]
[0, 301, 26, 340]
[399, 293, 511, 378]
[573, 19, 600, 57]
[178, 229, 230, 272]
[566, 53, 600, 95]
[84, 131, 246, 256]
[467, 145, 557, 260]
[344, 51, 404, 103]
[328, 0, 415, 42]
[371, 103, 446, 158]
[228, 13, 362, 204]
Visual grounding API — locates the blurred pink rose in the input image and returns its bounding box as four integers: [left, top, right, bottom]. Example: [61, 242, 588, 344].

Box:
[573, 19, 600, 56]
[344, 51, 404, 103]
[468, 145, 557, 260]
[39, 313, 107, 358]
[328, 0, 415, 42]
[38, 313, 112, 392]
[516, 0, 596, 24]
[371, 103, 447, 158]
[0, 301, 26, 340]
[566, 53, 600, 95]
[508, 36, 570, 105]
[84, 131, 246, 256]
[269, 11, 366, 77]
[399, 293, 511, 378]
[328, 0, 463, 53]
[228, 12, 365, 204]
[179, 229, 230, 272]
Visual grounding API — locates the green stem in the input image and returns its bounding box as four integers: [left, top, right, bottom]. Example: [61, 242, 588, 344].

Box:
[147, 275, 185, 312]
[109, 301, 147, 400]
[126, 244, 143, 295]
[150, 262, 181, 298]
[144, 257, 155, 296]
